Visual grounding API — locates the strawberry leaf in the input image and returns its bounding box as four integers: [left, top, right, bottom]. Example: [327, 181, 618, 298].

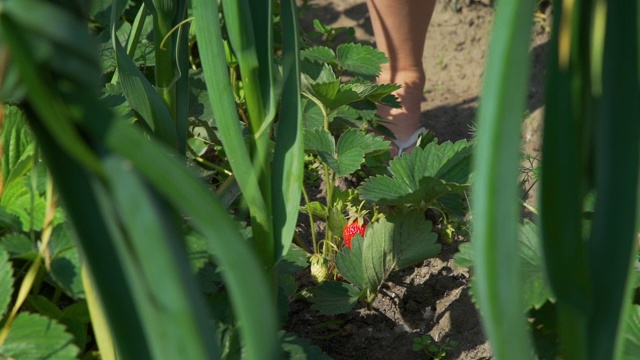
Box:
[302, 99, 324, 130]
[303, 129, 334, 154]
[358, 140, 472, 206]
[336, 215, 440, 296]
[337, 129, 390, 155]
[335, 234, 369, 290]
[519, 220, 554, 309]
[280, 331, 332, 359]
[307, 281, 361, 315]
[388, 212, 440, 269]
[305, 80, 341, 108]
[454, 220, 554, 310]
[1, 105, 35, 185]
[361, 219, 395, 291]
[624, 305, 640, 359]
[1, 233, 36, 260]
[319, 149, 364, 177]
[301, 62, 336, 84]
[326, 86, 362, 112]
[335, 43, 388, 78]
[306, 129, 384, 177]
[344, 83, 402, 104]
[301, 46, 336, 64]
[0, 312, 80, 359]
[48, 225, 84, 299]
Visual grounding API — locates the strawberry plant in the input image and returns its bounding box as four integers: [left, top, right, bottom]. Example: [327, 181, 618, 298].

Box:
[308, 211, 441, 314]
[295, 19, 474, 315]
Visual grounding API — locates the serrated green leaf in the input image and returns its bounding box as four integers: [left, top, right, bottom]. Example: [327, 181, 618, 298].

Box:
[301, 62, 336, 84]
[0, 177, 46, 232]
[308, 281, 361, 315]
[337, 129, 389, 155]
[0, 206, 21, 230]
[2, 105, 35, 185]
[519, 220, 554, 309]
[359, 175, 467, 206]
[344, 83, 402, 103]
[50, 245, 84, 300]
[0, 233, 36, 259]
[358, 142, 472, 206]
[334, 101, 378, 122]
[301, 46, 336, 64]
[335, 234, 369, 290]
[0, 312, 80, 359]
[454, 241, 474, 268]
[454, 221, 554, 311]
[335, 43, 388, 78]
[48, 223, 74, 259]
[434, 142, 473, 184]
[623, 305, 640, 360]
[279, 274, 298, 301]
[45, 224, 84, 299]
[326, 86, 362, 112]
[304, 128, 335, 153]
[302, 99, 324, 130]
[361, 218, 395, 291]
[319, 148, 364, 177]
[388, 212, 440, 269]
[278, 244, 309, 275]
[280, 331, 331, 359]
[0, 246, 13, 318]
[437, 193, 468, 218]
[188, 70, 215, 125]
[308, 80, 340, 108]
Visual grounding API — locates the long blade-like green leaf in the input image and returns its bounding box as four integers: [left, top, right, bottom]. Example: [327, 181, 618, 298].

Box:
[110, 0, 178, 148]
[587, 1, 640, 358]
[102, 121, 280, 360]
[102, 155, 220, 360]
[191, 0, 273, 267]
[247, 0, 276, 122]
[540, 1, 593, 357]
[471, 0, 535, 358]
[220, 0, 275, 267]
[272, 0, 304, 260]
[25, 116, 151, 360]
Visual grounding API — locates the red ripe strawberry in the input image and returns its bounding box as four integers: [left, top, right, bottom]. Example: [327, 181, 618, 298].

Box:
[343, 221, 367, 249]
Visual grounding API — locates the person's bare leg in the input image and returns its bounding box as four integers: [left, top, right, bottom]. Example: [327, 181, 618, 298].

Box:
[366, 0, 436, 155]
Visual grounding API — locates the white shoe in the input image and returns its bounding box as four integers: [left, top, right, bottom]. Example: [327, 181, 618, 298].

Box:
[392, 127, 427, 156]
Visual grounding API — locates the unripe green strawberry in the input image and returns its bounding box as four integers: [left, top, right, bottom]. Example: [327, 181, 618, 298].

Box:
[342, 221, 367, 249]
[310, 253, 330, 283]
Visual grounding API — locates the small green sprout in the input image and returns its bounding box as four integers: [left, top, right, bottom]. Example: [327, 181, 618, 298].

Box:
[412, 335, 458, 360]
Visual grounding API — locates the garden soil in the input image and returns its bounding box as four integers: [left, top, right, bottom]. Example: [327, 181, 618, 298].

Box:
[287, 1, 550, 358]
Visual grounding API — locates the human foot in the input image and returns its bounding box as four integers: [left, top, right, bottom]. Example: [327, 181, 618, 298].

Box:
[377, 68, 426, 157]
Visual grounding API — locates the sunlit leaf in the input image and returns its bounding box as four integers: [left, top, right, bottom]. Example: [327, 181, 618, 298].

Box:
[0, 312, 80, 359]
[335, 43, 388, 78]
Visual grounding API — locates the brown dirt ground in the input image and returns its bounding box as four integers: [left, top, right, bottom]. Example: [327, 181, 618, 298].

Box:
[287, 1, 550, 358]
